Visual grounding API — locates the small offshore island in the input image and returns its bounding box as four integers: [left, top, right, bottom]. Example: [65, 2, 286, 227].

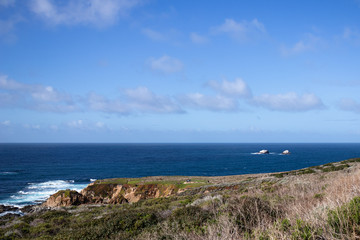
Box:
[2, 158, 360, 239]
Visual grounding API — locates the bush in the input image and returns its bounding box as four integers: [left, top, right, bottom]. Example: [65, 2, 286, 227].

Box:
[328, 196, 360, 236]
[322, 164, 349, 173]
[228, 196, 281, 233]
[280, 218, 291, 231]
[170, 206, 212, 232]
[291, 219, 313, 240]
[63, 209, 159, 239]
[41, 210, 71, 220]
[314, 193, 324, 200]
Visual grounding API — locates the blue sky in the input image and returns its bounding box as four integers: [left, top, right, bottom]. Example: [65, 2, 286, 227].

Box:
[1, 0, 360, 143]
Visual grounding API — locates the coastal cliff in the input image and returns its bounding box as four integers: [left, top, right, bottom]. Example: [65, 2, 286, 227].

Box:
[43, 178, 209, 207]
[3, 158, 360, 240]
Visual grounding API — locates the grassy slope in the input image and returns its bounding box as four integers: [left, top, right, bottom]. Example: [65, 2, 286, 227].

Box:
[1, 158, 360, 239]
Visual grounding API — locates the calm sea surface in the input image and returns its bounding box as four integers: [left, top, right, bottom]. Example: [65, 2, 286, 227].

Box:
[0, 143, 360, 207]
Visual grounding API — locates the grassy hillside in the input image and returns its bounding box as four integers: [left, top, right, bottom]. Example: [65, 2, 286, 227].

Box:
[2, 158, 360, 239]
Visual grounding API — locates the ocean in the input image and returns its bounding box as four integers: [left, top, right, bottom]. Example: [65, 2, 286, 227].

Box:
[1, 143, 360, 208]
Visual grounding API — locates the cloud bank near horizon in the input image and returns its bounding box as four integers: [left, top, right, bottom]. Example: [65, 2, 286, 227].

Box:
[0, 75, 327, 115]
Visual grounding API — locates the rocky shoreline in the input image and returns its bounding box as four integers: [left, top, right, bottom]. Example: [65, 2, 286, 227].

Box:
[2, 157, 360, 239]
[2, 157, 358, 218]
[0, 204, 45, 219]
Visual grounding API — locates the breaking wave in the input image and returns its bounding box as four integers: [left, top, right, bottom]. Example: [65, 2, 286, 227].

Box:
[0, 180, 88, 207]
[251, 152, 277, 155]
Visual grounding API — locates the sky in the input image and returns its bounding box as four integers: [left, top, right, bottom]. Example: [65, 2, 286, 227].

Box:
[1, 0, 360, 143]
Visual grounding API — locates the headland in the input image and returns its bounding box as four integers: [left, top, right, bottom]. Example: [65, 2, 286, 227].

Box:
[1, 158, 360, 239]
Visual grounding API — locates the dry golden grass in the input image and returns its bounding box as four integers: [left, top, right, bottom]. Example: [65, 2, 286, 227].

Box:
[140, 162, 360, 239]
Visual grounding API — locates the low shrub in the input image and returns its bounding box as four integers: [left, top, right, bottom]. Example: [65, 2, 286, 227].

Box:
[170, 205, 212, 233]
[328, 196, 360, 237]
[314, 193, 325, 200]
[228, 196, 282, 233]
[291, 219, 314, 240]
[322, 164, 350, 173]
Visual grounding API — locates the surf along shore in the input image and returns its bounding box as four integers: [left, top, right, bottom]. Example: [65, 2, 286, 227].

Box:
[2, 157, 360, 239]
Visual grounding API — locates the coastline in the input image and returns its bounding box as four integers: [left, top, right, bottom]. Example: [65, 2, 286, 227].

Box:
[2, 157, 360, 239]
[2, 157, 358, 218]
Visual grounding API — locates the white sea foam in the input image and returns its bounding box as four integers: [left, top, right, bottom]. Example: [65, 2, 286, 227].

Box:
[0, 210, 24, 217]
[90, 179, 97, 182]
[0, 172, 18, 175]
[0, 180, 88, 207]
[251, 152, 277, 155]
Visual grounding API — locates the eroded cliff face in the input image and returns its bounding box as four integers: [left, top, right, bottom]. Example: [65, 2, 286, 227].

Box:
[43, 182, 179, 207]
[44, 190, 88, 207]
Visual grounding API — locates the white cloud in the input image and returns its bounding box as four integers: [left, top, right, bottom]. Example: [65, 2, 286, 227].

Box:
[124, 87, 184, 113]
[0, 75, 78, 112]
[95, 121, 105, 128]
[142, 28, 166, 41]
[31, 86, 65, 102]
[0, 76, 25, 90]
[207, 78, 252, 98]
[125, 86, 156, 102]
[190, 32, 207, 44]
[0, 75, 65, 102]
[67, 120, 84, 128]
[87, 92, 129, 114]
[1, 75, 328, 116]
[342, 27, 360, 44]
[141, 28, 182, 44]
[1, 120, 10, 126]
[252, 92, 325, 112]
[179, 93, 238, 112]
[50, 124, 58, 130]
[66, 120, 109, 130]
[0, 75, 184, 115]
[86, 87, 184, 114]
[147, 55, 183, 74]
[343, 27, 360, 39]
[23, 124, 41, 130]
[339, 98, 360, 113]
[30, 0, 141, 27]
[281, 33, 321, 56]
[212, 18, 266, 41]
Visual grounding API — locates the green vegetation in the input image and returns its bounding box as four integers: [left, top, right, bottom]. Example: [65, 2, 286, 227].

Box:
[95, 178, 131, 185]
[319, 163, 350, 172]
[313, 193, 325, 200]
[2, 158, 360, 239]
[328, 196, 360, 236]
[271, 160, 353, 178]
[53, 189, 78, 198]
[96, 177, 208, 188]
[341, 158, 360, 164]
[271, 167, 316, 178]
[290, 219, 322, 240]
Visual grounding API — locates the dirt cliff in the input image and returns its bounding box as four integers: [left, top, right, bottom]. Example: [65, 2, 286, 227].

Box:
[44, 189, 88, 207]
[43, 178, 199, 207]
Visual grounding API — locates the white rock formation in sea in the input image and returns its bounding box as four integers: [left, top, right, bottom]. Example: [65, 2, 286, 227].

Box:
[282, 150, 290, 155]
[259, 150, 269, 154]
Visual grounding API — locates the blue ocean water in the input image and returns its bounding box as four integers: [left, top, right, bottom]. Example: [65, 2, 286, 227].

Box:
[0, 143, 360, 207]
